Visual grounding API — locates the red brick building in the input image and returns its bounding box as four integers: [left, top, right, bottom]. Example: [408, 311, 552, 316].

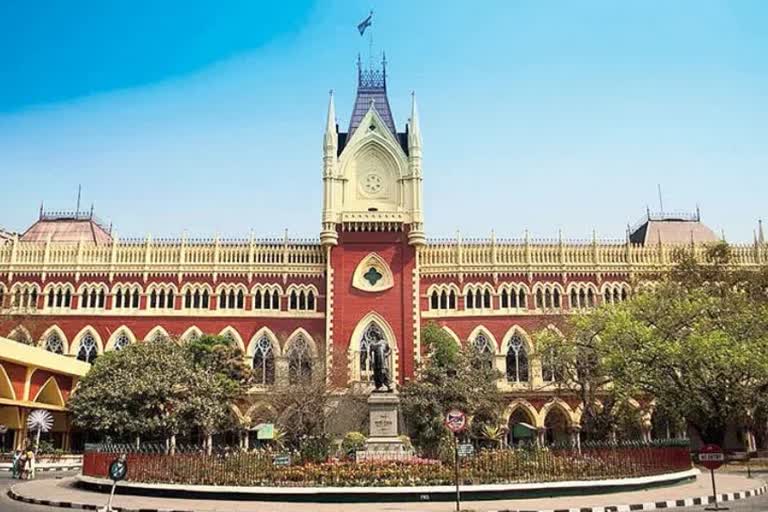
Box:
[4, 61, 756, 449]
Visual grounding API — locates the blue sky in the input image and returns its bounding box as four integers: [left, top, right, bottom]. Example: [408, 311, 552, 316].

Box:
[1, 1, 766, 241]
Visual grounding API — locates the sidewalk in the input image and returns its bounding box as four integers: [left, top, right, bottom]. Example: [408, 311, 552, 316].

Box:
[8, 472, 766, 512]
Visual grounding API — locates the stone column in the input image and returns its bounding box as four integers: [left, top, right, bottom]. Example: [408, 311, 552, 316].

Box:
[537, 427, 546, 447]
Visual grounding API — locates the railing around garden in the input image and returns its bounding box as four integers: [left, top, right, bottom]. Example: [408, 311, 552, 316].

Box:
[83, 442, 692, 487]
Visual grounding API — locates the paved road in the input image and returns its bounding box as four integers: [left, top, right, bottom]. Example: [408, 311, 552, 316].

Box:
[2, 470, 768, 512]
[1, 471, 78, 512]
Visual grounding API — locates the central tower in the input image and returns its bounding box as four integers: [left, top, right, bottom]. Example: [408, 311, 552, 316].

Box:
[320, 57, 424, 247]
[321, 58, 424, 387]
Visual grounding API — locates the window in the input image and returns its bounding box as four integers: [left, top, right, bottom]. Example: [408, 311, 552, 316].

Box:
[287, 335, 313, 385]
[535, 285, 562, 310]
[471, 332, 495, 371]
[44, 332, 64, 354]
[254, 287, 281, 311]
[46, 285, 73, 309]
[114, 287, 140, 309]
[500, 286, 526, 310]
[113, 332, 131, 351]
[80, 286, 106, 309]
[603, 284, 630, 305]
[360, 322, 387, 382]
[11, 285, 38, 309]
[430, 287, 457, 311]
[149, 288, 175, 310]
[219, 288, 245, 309]
[570, 286, 597, 310]
[506, 335, 529, 383]
[77, 333, 98, 363]
[252, 335, 275, 385]
[288, 287, 316, 311]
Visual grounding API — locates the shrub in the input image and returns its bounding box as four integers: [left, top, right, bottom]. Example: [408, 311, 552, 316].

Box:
[340, 432, 366, 457]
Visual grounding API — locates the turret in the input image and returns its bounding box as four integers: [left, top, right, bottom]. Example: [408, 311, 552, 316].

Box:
[320, 91, 339, 247]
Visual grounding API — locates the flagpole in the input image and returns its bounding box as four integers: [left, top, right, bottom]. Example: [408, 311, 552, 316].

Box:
[368, 10, 374, 69]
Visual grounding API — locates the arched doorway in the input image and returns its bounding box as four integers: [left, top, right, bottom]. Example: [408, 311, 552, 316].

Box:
[544, 407, 571, 445]
[507, 407, 537, 446]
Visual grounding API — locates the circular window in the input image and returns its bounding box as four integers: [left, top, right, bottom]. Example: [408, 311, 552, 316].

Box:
[362, 172, 384, 195]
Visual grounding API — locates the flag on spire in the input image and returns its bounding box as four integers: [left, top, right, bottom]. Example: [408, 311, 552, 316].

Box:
[357, 11, 372, 35]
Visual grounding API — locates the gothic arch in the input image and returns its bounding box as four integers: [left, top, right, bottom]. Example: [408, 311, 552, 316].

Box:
[466, 325, 499, 353]
[144, 325, 171, 342]
[0, 364, 16, 400]
[500, 325, 533, 354]
[105, 326, 138, 351]
[284, 328, 319, 357]
[70, 326, 104, 356]
[441, 325, 462, 346]
[245, 401, 278, 422]
[218, 326, 246, 352]
[32, 376, 65, 408]
[540, 398, 580, 428]
[180, 325, 204, 343]
[348, 312, 399, 383]
[38, 325, 69, 354]
[504, 399, 540, 428]
[7, 325, 33, 344]
[247, 327, 281, 357]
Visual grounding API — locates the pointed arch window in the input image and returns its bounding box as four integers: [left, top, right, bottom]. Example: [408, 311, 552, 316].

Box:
[483, 289, 492, 308]
[44, 332, 64, 354]
[114, 332, 131, 351]
[360, 322, 387, 382]
[77, 333, 98, 363]
[253, 336, 275, 385]
[506, 334, 529, 383]
[287, 335, 313, 385]
[471, 332, 495, 371]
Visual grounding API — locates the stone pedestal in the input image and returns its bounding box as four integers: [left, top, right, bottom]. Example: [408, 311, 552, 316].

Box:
[363, 393, 409, 457]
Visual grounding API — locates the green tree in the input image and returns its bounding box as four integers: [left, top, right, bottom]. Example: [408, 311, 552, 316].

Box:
[558, 243, 768, 445]
[535, 314, 637, 441]
[401, 323, 504, 456]
[68, 338, 192, 444]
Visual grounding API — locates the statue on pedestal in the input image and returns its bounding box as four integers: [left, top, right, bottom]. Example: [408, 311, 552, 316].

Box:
[369, 336, 392, 392]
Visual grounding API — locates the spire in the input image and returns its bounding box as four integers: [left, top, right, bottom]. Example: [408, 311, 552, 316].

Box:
[324, 90, 337, 152]
[759, 219, 765, 245]
[408, 91, 422, 150]
[348, 54, 396, 136]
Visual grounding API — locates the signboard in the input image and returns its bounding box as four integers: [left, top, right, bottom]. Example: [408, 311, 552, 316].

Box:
[255, 423, 274, 440]
[457, 443, 474, 457]
[445, 409, 467, 433]
[272, 453, 291, 467]
[108, 457, 128, 482]
[698, 444, 725, 471]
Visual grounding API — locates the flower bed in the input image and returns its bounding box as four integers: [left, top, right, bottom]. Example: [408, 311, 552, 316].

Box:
[83, 444, 692, 487]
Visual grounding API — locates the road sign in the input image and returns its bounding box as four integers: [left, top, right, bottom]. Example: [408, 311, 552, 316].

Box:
[272, 453, 291, 467]
[108, 457, 128, 481]
[699, 444, 725, 471]
[457, 443, 474, 457]
[445, 410, 467, 433]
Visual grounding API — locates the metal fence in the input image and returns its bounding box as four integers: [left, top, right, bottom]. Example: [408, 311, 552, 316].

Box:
[83, 441, 692, 487]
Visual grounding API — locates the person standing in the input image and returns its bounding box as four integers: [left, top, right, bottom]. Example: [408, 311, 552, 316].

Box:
[11, 450, 21, 479]
[25, 447, 35, 480]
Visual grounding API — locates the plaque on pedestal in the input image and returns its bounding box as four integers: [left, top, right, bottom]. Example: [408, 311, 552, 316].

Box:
[364, 392, 410, 457]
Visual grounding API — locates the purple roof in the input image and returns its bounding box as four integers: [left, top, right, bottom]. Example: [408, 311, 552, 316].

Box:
[348, 67, 397, 136]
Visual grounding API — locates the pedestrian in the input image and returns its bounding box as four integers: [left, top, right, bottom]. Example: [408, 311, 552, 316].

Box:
[18, 450, 27, 480]
[11, 450, 21, 479]
[24, 447, 35, 480]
